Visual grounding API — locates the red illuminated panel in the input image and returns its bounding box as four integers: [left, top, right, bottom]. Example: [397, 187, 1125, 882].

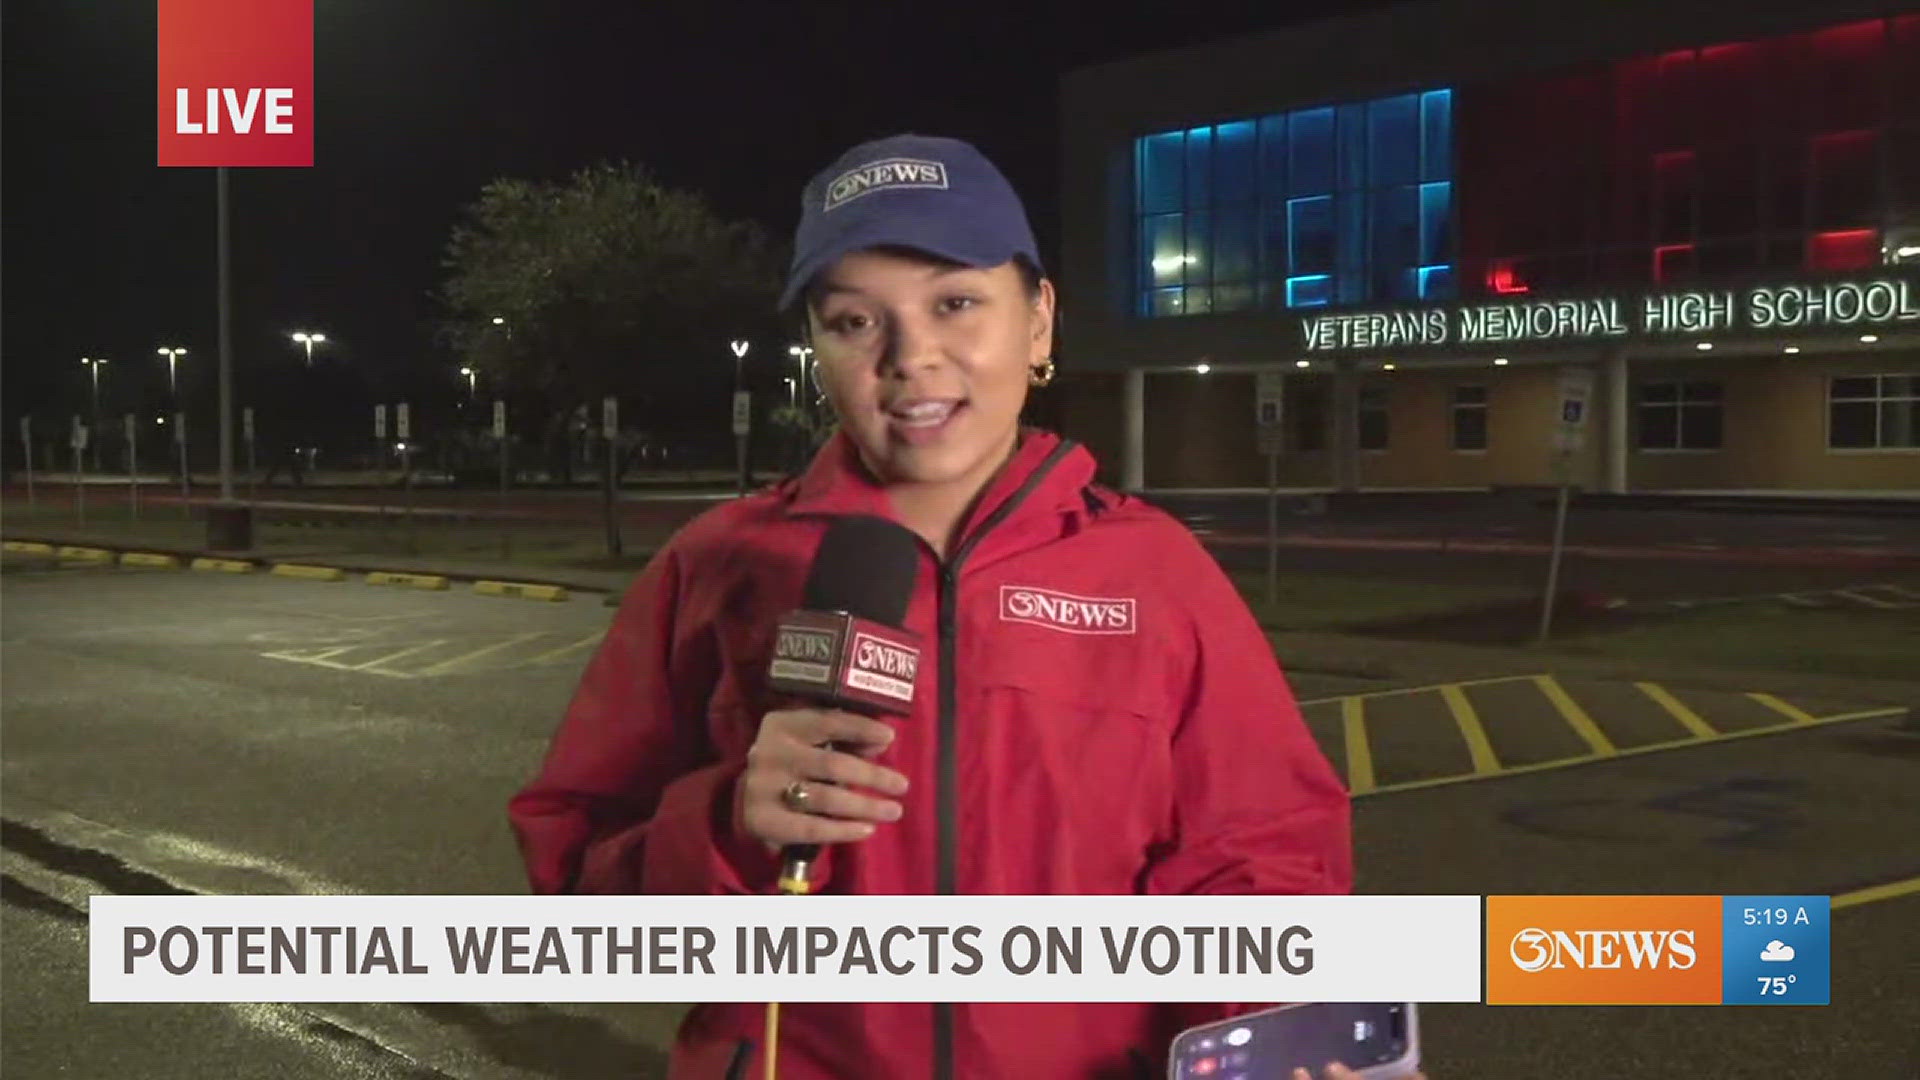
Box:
[1653, 243, 1695, 283]
[1809, 20, 1887, 131]
[1808, 229, 1878, 270]
[1487, 261, 1529, 294]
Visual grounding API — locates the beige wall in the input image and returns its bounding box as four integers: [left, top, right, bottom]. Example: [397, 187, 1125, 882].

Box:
[1631, 351, 1920, 491]
[1053, 351, 1920, 492]
[1354, 366, 1602, 489]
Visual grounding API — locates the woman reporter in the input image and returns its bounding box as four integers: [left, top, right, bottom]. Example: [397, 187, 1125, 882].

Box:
[509, 134, 1361, 1080]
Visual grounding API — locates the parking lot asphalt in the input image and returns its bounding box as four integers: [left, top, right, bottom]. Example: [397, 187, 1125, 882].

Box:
[2, 558, 1915, 1077]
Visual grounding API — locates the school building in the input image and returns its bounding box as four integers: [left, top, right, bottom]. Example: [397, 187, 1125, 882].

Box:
[1051, 0, 1920, 495]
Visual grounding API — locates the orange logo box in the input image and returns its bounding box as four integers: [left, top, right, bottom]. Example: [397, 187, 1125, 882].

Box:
[1486, 896, 1723, 1005]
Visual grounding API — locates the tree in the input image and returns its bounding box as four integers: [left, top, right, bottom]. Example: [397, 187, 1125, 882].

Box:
[438, 162, 784, 473]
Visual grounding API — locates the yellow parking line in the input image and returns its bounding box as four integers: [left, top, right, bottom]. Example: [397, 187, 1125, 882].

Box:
[349, 640, 449, 673]
[3, 541, 56, 555]
[521, 632, 605, 667]
[1532, 675, 1616, 757]
[1439, 684, 1501, 775]
[57, 546, 114, 562]
[1340, 697, 1376, 795]
[1833, 875, 1920, 910]
[1298, 673, 1540, 707]
[1749, 692, 1816, 725]
[416, 632, 547, 676]
[1636, 681, 1718, 739]
[1360, 705, 1906, 798]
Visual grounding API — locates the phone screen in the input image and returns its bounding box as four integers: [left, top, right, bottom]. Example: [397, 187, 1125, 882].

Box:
[1171, 1003, 1412, 1078]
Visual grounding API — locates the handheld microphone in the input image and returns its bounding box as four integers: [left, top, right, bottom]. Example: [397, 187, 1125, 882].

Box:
[766, 515, 923, 894]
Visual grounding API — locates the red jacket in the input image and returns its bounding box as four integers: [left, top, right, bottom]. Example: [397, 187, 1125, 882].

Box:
[509, 428, 1353, 1080]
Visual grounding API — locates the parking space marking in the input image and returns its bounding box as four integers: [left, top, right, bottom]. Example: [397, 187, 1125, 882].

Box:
[1340, 697, 1375, 795]
[415, 632, 550, 676]
[257, 626, 608, 678]
[522, 632, 604, 667]
[1359, 704, 1906, 798]
[1301, 675, 1907, 798]
[1635, 681, 1718, 739]
[1321, 672, 1540, 702]
[1533, 675, 1617, 757]
[1440, 683, 1501, 775]
[350, 640, 454, 673]
[1749, 692, 1816, 725]
[1834, 875, 1920, 910]
[257, 644, 417, 677]
[1834, 588, 1901, 610]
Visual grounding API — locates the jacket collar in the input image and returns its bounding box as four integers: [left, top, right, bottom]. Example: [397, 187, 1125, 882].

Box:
[786, 426, 1098, 558]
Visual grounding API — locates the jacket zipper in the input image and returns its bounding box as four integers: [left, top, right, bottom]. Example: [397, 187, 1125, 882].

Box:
[932, 439, 1078, 1080]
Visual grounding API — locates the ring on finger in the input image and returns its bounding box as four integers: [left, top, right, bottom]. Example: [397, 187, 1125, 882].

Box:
[781, 780, 814, 814]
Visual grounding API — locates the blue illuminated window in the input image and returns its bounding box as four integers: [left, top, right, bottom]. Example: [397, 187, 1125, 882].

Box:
[1287, 274, 1333, 307]
[1133, 87, 1455, 317]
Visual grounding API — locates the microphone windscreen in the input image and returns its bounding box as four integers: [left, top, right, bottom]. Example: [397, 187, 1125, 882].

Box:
[801, 516, 920, 628]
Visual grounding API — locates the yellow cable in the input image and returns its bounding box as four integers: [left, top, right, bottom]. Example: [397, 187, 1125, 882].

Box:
[763, 1001, 779, 1080]
[764, 869, 811, 1079]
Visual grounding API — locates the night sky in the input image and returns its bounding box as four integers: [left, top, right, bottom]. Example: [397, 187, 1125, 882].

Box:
[2, 0, 1364, 450]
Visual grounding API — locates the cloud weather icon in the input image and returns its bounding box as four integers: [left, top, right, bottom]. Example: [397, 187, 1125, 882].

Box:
[1760, 941, 1795, 962]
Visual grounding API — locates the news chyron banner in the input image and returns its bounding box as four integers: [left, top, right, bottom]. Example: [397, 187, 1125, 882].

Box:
[1486, 895, 1831, 1006]
[90, 895, 1483, 1004]
[157, 0, 314, 167]
[91, 894, 1834, 1005]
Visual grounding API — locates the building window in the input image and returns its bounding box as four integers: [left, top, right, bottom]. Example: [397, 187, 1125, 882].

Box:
[1637, 380, 1724, 450]
[1358, 385, 1390, 450]
[1133, 88, 1453, 318]
[1829, 374, 1920, 449]
[1451, 385, 1488, 451]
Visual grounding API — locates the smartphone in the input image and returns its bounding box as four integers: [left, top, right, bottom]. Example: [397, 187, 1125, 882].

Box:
[1167, 1002, 1420, 1079]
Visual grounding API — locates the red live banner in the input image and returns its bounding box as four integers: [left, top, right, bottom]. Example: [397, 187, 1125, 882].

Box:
[157, 0, 313, 167]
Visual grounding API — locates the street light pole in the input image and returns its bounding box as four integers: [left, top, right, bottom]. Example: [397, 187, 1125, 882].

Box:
[218, 166, 234, 502]
[787, 345, 813, 411]
[290, 331, 326, 367]
[730, 338, 750, 494]
[81, 357, 108, 472]
[158, 347, 187, 397]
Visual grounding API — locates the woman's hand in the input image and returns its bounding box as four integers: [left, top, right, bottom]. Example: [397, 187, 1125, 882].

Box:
[1291, 1066, 1427, 1080]
[735, 707, 909, 849]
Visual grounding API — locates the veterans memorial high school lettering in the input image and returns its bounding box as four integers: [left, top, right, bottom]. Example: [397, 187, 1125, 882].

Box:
[1300, 274, 1920, 353]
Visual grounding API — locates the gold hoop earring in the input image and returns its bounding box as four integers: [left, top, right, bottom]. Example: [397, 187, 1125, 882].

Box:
[1029, 358, 1056, 388]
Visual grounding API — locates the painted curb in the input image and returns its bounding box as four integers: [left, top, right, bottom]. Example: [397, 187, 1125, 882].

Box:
[272, 563, 348, 582]
[120, 552, 183, 569]
[366, 570, 450, 591]
[474, 580, 568, 602]
[3, 541, 56, 555]
[57, 546, 114, 562]
[191, 557, 254, 573]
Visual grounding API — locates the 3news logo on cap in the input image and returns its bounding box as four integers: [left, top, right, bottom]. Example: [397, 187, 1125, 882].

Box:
[158, 0, 314, 168]
[780, 134, 1042, 312]
[1486, 895, 1829, 1006]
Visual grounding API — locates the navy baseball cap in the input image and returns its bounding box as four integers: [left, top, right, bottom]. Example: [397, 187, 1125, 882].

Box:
[780, 134, 1043, 312]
